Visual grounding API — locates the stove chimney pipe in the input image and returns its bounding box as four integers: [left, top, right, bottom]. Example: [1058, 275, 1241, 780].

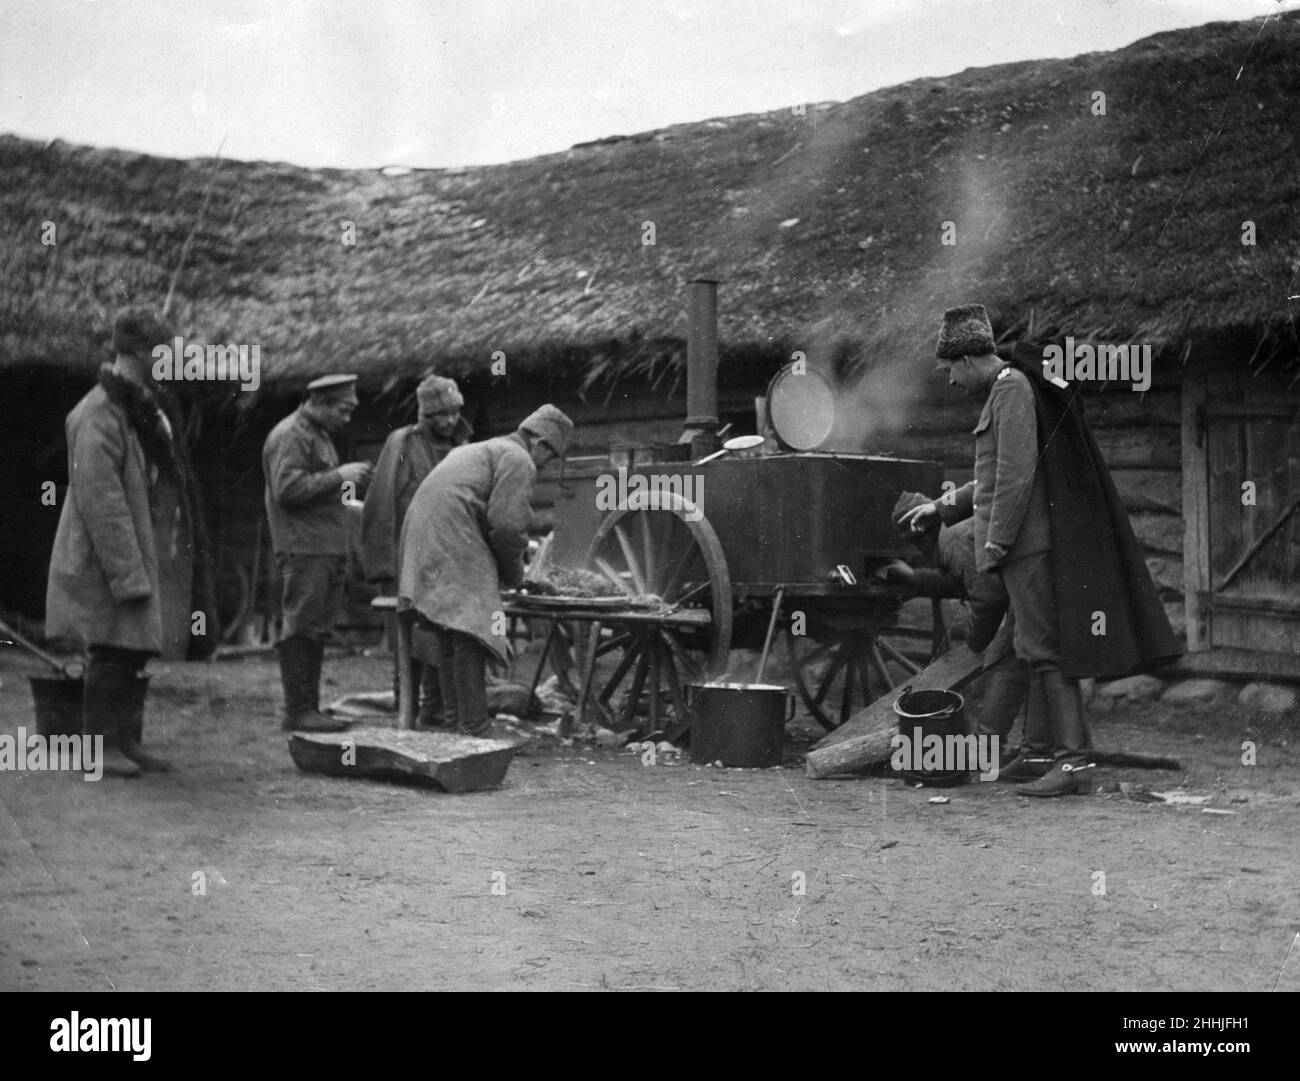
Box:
[681, 277, 721, 450]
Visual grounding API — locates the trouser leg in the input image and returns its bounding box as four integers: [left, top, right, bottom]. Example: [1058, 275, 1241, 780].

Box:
[974, 652, 1029, 738]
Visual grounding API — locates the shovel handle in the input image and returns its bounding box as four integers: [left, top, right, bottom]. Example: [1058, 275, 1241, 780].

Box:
[0, 616, 82, 678]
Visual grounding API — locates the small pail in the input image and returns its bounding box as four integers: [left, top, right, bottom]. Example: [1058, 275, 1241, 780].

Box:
[688, 682, 793, 767]
[29, 676, 84, 739]
[892, 687, 967, 787]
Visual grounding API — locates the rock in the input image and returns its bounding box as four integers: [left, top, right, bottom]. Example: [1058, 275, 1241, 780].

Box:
[1160, 678, 1232, 707]
[1095, 674, 1165, 702]
[1237, 682, 1298, 716]
[594, 728, 626, 748]
[486, 680, 533, 717]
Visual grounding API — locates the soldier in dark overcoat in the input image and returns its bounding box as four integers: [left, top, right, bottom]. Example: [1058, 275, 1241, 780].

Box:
[902, 304, 1179, 796]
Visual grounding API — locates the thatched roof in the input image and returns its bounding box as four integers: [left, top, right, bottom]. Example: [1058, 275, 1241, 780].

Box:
[2, 12, 1297, 396]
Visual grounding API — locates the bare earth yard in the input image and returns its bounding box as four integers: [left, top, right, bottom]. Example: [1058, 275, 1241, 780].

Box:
[2, 647, 1298, 992]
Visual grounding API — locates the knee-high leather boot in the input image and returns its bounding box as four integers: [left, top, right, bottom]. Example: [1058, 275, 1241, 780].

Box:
[83, 654, 141, 779]
[116, 674, 170, 772]
[1022, 672, 1093, 797]
[416, 662, 448, 728]
[277, 637, 346, 733]
[998, 672, 1055, 782]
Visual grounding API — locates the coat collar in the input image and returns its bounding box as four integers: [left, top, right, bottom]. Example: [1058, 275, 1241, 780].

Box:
[98, 365, 179, 479]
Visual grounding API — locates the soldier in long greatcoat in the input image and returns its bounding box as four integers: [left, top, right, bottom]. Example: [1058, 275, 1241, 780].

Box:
[903, 304, 1179, 796]
[46, 310, 207, 777]
[399, 405, 573, 738]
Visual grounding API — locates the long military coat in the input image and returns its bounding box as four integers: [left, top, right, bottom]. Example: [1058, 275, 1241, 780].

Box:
[361, 417, 471, 587]
[398, 434, 535, 662]
[45, 376, 182, 654]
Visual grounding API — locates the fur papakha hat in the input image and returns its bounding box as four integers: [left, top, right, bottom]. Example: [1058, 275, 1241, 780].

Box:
[112, 309, 175, 359]
[417, 374, 464, 414]
[518, 404, 574, 454]
[935, 303, 996, 360]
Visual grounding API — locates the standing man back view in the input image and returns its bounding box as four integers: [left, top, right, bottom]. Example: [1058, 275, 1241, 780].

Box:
[361, 374, 471, 726]
[263, 374, 372, 732]
[399, 404, 573, 739]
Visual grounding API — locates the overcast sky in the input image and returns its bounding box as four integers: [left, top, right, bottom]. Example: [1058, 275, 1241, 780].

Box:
[1, 0, 1293, 169]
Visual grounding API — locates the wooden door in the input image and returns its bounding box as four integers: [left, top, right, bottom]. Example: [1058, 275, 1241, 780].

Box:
[1183, 367, 1300, 657]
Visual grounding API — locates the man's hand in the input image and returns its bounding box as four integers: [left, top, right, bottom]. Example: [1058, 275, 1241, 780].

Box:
[338, 461, 372, 486]
[898, 501, 940, 534]
[984, 541, 1008, 563]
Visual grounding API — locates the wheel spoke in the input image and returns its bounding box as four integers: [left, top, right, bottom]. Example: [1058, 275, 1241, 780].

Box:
[619, 638, 650, 730]
[641, 512, 659, 594]
[595, 631, 633, 658]
[868, 640, 893, 694]
[597, 638, 645, 707]
[814, 650, 849, 706]
[594, 556, 634, 597]
[877, 636, 922, 675]
[613, 524, 648, 595]
[839, 654, 857, 727]
[661, 540, 699, 601]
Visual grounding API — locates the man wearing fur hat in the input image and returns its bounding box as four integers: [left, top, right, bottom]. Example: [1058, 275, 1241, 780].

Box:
[362, 374, 472, 726]
[399, 404, 573, 739]
[901, 304, 1178, 796]
[46, 309, 214, 777]
[263, 373, 373, 732]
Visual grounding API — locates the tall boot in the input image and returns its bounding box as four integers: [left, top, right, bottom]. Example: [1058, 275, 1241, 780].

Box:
[83, 656, 140, 779]
[416, 662, 448, 728]
[277, 637, 346, 733]
[435, 628, 461, 732]
[1022, 672, 1093, 797]
[116, 673, 171, 772]
[998, 671, 1056, 782]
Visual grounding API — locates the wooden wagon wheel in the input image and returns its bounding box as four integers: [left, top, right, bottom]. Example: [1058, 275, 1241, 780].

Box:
[583, 493, 732, 740]
[785, 615, 930, 732]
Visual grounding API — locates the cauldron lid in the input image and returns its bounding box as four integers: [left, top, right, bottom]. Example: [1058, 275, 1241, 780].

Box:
[766, 364, 836, 451]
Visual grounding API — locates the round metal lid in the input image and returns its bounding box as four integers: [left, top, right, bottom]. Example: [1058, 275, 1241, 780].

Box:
[765, 364, 837, 451]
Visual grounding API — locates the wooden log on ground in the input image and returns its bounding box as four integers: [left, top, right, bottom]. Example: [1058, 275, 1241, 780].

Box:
[288, 726, 518, 792]
[805, 645, 991, 779]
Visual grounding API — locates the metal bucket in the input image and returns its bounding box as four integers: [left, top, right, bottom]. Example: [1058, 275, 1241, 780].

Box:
[688, 682, 793, 767]
[29, 674, 149, 742]
[892, 687, 968, 786]
[29, 676, 84, 739]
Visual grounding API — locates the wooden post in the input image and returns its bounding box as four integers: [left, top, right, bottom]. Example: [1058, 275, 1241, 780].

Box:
[1181, 367, 1210, 650]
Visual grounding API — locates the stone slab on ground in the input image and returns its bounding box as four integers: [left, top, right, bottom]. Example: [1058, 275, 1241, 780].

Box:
[1237, 682, 1298, 716]
[1094, 674, 1165, 702]
[1161, 678, 1234, 707]
[288, 726, 518, 792]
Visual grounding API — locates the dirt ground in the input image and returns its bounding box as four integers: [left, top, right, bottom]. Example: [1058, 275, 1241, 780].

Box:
[2, 643, 1298, 993]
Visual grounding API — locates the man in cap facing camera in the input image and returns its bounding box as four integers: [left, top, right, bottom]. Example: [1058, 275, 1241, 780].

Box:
[362, 373, 472, 726]
[262, 373, 373, 732]
[399, 404, 573, 739]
